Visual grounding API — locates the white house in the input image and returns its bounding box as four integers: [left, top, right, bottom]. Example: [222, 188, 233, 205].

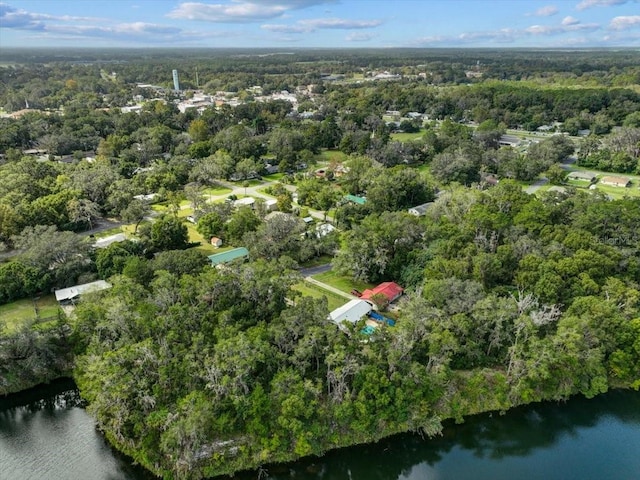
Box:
[55, 280, 112, 303]
[328, 299, 373, 325]
[233, 197, 255, 208]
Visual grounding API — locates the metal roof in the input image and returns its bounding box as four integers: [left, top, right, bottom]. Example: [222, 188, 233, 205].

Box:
[54, 280, 112, 302]
[207, 247, 249, 265]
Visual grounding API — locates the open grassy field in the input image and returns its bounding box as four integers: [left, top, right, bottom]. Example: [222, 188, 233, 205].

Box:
[185, 223, 219, 254]
[291, 282, 345, 312]
[0, 295, 62, 333]
[391, 129, 426, 142]
[312, 270, 375, 294]
[316, 149, 348, 164]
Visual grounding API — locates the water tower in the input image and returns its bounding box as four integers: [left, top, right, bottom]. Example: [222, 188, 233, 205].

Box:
[172, 69, 180, 92]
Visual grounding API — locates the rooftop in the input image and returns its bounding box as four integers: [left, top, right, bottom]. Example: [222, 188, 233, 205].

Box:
[55, 280, 112, 302]
[207, 247, 249, 266]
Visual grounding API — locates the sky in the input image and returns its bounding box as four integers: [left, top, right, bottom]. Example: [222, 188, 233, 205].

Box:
[1, 0, 639, 48]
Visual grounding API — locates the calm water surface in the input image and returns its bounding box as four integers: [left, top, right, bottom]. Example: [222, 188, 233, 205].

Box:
[1, 379, 639, 480]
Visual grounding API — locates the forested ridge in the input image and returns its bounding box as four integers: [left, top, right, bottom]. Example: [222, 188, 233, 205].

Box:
[0, 49, 639, 479]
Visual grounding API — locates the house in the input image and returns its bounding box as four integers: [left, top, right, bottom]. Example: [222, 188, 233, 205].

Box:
[600, 176, 631, 187]
[498, 135, 521, 147]
[408, 202, 434, 217]
[344, 194, 367, 205]
[208, 247, 249, 266]
[55, 280, 112, 304]
[328, 299, 373, 325]
[360, 282, 404, 306]
[210, 237, 223, 248]
[92, 233, 126, 249]
[316, 223, 336, 238]
[233, 197, 255, 208]
[133, 193, 159, 202]
[568, 171, 596, 182]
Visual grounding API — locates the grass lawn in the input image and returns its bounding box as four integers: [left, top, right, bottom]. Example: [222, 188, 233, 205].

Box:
[560, 168, 640, 199]
[151, 203, 169, 213]
[312, 270, 375, 294]
[185, 223, 217, 254]
[177, 207, 194, 218]
[203, 186, 232, 196]
[391, 129, 426, 142]
[263, 173, 285, 182]
[36, 295, 62, 318]
[316, 150, 348, 164]
[292, 283, 345, 311]
[93, 225, 126, 238]
[0, 295, 62, 333]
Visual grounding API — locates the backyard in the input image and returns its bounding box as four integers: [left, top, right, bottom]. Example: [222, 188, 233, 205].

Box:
[0, 295, 62, 333]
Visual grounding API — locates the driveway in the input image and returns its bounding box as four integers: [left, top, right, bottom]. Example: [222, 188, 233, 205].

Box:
[525, 177, 549, 194]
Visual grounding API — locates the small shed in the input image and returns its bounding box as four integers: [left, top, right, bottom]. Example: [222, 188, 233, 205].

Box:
[210, 237, 223, 248]
[208, 247, 249, 266]
[264, 198, 278, 211]
[328, 299, 373, 325]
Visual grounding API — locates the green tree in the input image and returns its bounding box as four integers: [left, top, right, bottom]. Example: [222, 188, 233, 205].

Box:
[150, 215, 189, 251]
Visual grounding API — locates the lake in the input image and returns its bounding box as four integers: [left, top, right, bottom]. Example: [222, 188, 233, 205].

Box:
[1, 379, 639, 480]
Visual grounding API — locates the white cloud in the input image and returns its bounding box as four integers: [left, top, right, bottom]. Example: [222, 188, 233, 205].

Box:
[525, 21, 599, 34]
[412, 18, 601, 46]
[167, 1, 332, 23]
[262, 17, 382, 33]
[576, 0, 632, 10]
[0, 3, 101, 30]
[346, 32, 374, 42]
[298, 18, 382, 29]
[534, 5, 559, 16]
[609, 15, 640, 29]
[562, 16, 580, 25]
[261, 23, 308, 32]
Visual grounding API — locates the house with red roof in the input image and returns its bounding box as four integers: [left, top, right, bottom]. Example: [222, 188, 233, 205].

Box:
[360, 282, 403, 307]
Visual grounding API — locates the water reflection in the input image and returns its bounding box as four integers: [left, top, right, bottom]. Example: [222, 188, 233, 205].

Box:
[2, 380, 639, 480]
[226, 390, 640, 480]
[0, 378, 154, 480]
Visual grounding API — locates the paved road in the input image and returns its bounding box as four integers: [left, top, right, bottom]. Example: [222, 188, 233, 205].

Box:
[299, 263, 332, 277]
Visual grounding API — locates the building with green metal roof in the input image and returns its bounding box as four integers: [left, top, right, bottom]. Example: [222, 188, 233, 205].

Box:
[344, 194, 366, 205]
[207, 247, 249, 266]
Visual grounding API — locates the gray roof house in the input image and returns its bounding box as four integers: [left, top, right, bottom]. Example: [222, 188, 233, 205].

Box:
[408, 202, 434, 216]
[55, 280, 112, 303]
[567, 171, 596, 182]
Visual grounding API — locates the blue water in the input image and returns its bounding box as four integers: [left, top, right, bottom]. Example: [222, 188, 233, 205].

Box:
[1, 380, 639, 480]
